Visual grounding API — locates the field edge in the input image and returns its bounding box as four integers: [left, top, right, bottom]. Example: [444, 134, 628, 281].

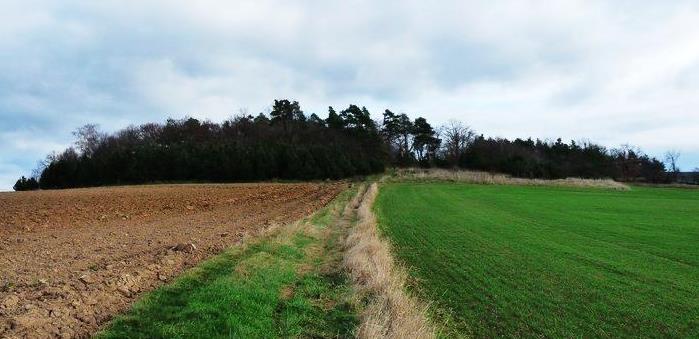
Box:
[96, 185, 360, 338]
[344, 182, 437, 338]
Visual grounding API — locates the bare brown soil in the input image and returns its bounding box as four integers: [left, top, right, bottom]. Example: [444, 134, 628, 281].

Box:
[0, 183, 344, 338]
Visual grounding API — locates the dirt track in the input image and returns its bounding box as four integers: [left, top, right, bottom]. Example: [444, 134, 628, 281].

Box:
[0, 183, 344, 338]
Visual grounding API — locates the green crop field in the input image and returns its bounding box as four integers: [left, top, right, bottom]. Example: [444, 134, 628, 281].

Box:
[375, 183, 699, 338]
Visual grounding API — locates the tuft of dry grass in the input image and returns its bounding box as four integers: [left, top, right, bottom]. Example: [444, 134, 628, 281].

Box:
[390, 168, 630, 190]
[344, 183, 436, 339]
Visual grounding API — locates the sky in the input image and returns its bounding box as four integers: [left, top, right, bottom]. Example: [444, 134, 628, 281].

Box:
[1, 0, 699, 190]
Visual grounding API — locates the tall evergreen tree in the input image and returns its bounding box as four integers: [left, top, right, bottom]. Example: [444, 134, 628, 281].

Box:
[326, 106, 345, 129]
[411, 117, 440, 165]
[308, 113, 325, 127]
[270, 99, 303, 133]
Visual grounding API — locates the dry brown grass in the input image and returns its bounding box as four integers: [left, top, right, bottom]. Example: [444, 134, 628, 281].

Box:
[632, 182, 699, 189]
[344, 183, 436, 339]
[390, 168, 629, 190]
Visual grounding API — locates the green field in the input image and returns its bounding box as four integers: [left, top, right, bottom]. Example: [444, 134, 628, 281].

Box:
[375, 183, 699, 338]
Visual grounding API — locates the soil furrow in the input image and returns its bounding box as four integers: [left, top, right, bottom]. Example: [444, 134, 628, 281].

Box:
[0, 182, 344, 338]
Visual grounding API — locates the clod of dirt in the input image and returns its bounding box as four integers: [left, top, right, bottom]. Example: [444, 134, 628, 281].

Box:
[220, 232, 229, 237]
[78, 275, 94, 285]
[1, 295, 19, 309]
[171, 243, 197, 253]
[116, 286, 131, 297]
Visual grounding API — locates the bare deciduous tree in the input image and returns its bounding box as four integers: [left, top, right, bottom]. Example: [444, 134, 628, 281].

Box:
[440, 120, 475, 167]
[73, 124, 104, 157]
[611, 144, 640, 181]
[664, 150, 680, 173]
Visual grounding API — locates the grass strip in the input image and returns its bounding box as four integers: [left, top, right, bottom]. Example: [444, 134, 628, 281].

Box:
[98, 187, 359, 338]
[344, 183, 436, 338]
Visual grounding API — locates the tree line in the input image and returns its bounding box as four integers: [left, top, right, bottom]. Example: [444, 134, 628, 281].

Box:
[14, 99, 680, 190]
[379, 111, 671, 183]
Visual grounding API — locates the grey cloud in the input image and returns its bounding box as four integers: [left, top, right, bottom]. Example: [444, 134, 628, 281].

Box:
[1, 0, 699, 190]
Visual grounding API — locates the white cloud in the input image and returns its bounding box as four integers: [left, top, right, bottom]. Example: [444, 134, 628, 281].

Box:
[0, 130, 65, 153]
[1, 0, 699, 190]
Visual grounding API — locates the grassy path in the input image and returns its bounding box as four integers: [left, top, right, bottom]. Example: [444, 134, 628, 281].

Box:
[98, 187, 360, 338]
[375, 183, 699, 338]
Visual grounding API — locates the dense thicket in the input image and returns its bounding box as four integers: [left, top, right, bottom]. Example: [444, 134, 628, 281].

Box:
[13, 176, 39, 191]
[379, 111, 669, 183]
[36, 100, 384, 189]
[18, 99, 675, 190]
[459, 137, 667, 182]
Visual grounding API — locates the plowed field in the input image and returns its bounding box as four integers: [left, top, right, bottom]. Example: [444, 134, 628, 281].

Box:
[0, 183, 344, 338]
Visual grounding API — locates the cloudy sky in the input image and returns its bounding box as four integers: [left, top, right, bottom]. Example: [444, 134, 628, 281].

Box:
[2, 0, 699, 190]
